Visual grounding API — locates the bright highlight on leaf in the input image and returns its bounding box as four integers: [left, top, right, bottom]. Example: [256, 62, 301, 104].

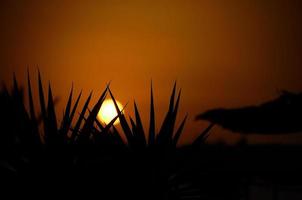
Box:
[98, 99, 123, 125]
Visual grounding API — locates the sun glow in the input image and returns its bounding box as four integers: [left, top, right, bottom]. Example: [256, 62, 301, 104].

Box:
[98, 99, 123, 125]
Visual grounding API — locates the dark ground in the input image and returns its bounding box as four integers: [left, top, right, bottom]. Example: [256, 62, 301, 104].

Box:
[1, 144, 302, 200]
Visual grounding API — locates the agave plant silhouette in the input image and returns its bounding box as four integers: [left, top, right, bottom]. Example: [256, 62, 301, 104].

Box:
[0, 71, 212, 149]
[0, 72, 215, 199]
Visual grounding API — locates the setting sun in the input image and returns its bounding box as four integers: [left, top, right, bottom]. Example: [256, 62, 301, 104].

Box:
[98, 99, 123, 125]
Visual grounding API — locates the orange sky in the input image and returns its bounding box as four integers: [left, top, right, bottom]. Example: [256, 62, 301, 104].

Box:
[1, 0, 302, 145]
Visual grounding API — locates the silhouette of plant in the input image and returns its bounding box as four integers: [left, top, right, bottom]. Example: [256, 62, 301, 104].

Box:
[0, 71, 212, 149]
[0, 71, 216, 199]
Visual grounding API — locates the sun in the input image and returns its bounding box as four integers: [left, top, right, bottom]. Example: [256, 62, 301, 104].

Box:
[98, 99, 123, 125]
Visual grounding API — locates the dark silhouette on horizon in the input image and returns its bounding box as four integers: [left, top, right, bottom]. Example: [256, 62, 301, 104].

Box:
[1, 73, 302, 199]
[196, 91, 302, 134]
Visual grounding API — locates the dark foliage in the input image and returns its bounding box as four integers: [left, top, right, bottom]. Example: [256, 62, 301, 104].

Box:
[3, 73, 301, 199]
[0, 72, 216, 199]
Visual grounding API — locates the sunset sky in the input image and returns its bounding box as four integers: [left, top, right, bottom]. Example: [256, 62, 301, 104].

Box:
[1, 0, 302, 145]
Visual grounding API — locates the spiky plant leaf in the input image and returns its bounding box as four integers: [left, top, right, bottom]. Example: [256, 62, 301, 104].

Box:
[27, 70, 40, 144]
[172, 115, 187, 147]
[102, 114, 120, 133]
[27, 70, 36, 121]
[133, 101, 146, 147]
[79, 86, 108, 144]
[69, 90, 82, 125]
[148, 81, 155, 145]
[94, 115, 105, 132]
[129, 116, 136, 134]
[108, 87, 133, 146]
[100, 103, 127, 135]
[47, 84, 57, 129]
[156, 83, 178, 146]
[61, 85, 73, 128]
[168, 81, 177, 113]
[70, 92, 92, 142]
[192, 124, 214, 146]
[38, 70, 47, 123]
[169, 89, 181, 138]
[46, 84, 59, 144]
[60, 87, 82, 142]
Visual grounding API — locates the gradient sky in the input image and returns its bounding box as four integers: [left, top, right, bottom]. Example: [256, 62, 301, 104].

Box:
[1, 0, 302, 145]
